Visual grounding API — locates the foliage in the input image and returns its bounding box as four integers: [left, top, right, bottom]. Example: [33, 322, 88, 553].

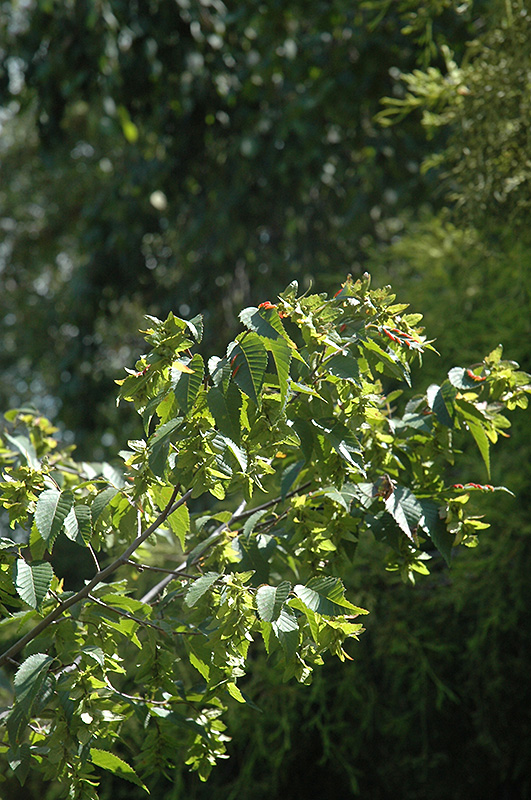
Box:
[0, 277, 528, 797]
[0, 0, 477, 454]
[377, 0, 531, 226]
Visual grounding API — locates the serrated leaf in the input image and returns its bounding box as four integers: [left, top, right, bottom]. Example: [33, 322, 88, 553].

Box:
[173, 353, 204, 413]
[448, 366, 481, 390]
[14, 560, 53, 608]
[243, 509, 270, 538]
[228, 333, 268, 405]
[226, 682, 246, 703]
[9, 653, 53, 742]
[467, 420, 491, 478]
[294, 576, 367, 617]
[208, 383, 242, 443]
[384, 489, 414, 541]
[185, 313, 204, 343]
[14, 652, 53, 704]
[3, 432, 40, 470]
[266, 337, 292, 405]
[147, 418, 183, 477]
[74, 504, 92, 544]
[256, 582, 291, 622]
[90, 749, 149, 793]
[271, 606, 299, 660]
[325, 354, 360, 382]
[184, 572, 220, 607]
[35, 489, 73, 546]
[152, 486, 190, 548]
[426, 384, 454, 428]
[239, 306, 287, 341]
[91, 487, 119, 526]
[362, 338, 411, 386]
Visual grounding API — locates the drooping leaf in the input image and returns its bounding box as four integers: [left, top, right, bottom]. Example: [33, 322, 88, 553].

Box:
[325, 354, 360, 383]
[266, 337, 293, 405]
[448, 366, 482, 390]
[228, 333, 268, 405]
[256, 582, 291, 622]
[426, 384, 454, 428]
[294, 576, 368, 617]
[184, 572, 220, 607]
[13, 560, 54, 609]
[185, 313, 204, 343]
[91, 486, 119, 527]
[152, 486, 190, 548]
[90, 749, 149, 793]
[384, 488, 415, 541]
[34, 489, 73, 546]
[173, 353, 204, 413]
[147, 418, 183, 477]
[208, 383, 242, 444]
[271, 605, 299, 660]
[239, 306, 287, 341]
[3, 432, 39, 470]
[467, 420, 491, 477]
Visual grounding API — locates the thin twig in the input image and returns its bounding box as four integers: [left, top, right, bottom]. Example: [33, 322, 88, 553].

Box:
[126, 560, 196, 579]
[231, 481, 312, 522]
[140, 499, 246, 605]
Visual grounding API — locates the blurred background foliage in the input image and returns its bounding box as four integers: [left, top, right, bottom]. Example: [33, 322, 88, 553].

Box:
[1, 0, 530, 797]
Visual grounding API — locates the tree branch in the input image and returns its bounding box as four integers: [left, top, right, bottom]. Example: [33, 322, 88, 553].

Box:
[0, 487, 193, 668]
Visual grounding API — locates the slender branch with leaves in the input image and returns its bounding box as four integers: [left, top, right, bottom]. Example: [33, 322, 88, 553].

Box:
[0, 275, 529, 797]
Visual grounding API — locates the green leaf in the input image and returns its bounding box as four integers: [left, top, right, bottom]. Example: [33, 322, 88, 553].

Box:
[208, 383, 242, 444]
[266, 337, 293, 405]
[173, 353, 204, 413]
[228, 333, 268, 405]
[294, 577, 367, 617]
[239, 306, 287, 341]
[91, 487, 119, 526]
[14, 559, 53, 609]
[448, 366, 482, 390]
[384, 489, 415, 541]
[34, 489, 73, 546]
[14, 652, 53, 706]
[185, 314, 204, 343]
[255, 582, 291, 622]
[9, 653, 53, 744]
[184, 572, 220, 607]
[152, 486, 190, 548]
[90, 748, 149, 793]
[362, 338, 411, 386]
[426, 384, 454, 428]
[8, 742, 31, 786]
[271, 606, 299, 660]
[313, 419, 364, 473]
[3, 432, 39, 470]
[467, 420, 491, 478]
[325, 354, 360, 382]
[147, 418, 182, 477]
[74, 504, 92, 544]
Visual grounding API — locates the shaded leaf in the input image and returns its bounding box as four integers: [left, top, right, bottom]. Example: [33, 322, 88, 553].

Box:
[208, 383, 242, 443]
[184, 572, 220, 607]
[173, 353, 204, 413]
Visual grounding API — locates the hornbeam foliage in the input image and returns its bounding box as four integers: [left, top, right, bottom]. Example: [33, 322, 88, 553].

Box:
[0, 276, 529, 797]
